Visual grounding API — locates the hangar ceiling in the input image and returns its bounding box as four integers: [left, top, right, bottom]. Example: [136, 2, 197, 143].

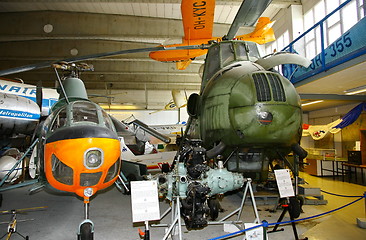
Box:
[0, 0, 365, 111]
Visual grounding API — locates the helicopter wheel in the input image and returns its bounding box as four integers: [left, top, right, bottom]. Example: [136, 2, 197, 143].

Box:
[78, 222, 94, 240]
[288, 197, 302, 219]
[208, 198, 220, 220]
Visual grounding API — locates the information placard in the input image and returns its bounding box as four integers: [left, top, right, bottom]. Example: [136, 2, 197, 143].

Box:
[130, 180, 160, 223]
[244, 223, 265, 240]
[274, 169, 295, 198]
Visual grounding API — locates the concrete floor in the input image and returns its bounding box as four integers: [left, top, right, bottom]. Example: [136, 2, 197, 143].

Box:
[0, 172, 366, 240]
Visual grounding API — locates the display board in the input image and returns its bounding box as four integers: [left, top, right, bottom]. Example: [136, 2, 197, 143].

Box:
[274, 169, 295, 198]
[130, 180, 160, 223]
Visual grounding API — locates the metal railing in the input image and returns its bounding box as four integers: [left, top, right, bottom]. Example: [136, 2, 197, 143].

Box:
[281, 0, 366, 84]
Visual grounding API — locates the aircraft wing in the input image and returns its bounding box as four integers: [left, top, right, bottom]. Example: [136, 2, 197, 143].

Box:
[181, 0, 215, 41]
[128, 119, 171, 144]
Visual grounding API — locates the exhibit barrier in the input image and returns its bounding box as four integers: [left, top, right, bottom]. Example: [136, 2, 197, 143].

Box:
[209, 190, 366, 240]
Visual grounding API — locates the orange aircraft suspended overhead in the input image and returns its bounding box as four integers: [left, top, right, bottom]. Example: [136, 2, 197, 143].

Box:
[149, 0, 275, 69]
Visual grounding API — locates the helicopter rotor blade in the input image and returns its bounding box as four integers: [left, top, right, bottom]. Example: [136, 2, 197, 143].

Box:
[0, 44, 209, 77]
[226, 0, 272, 40]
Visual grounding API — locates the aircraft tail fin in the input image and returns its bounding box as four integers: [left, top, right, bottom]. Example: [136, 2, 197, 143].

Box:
[119, 137, 136, 161]
[176, 59, 192, 70]
[236, 17, 276, 44]
[172, 89, 187, 109]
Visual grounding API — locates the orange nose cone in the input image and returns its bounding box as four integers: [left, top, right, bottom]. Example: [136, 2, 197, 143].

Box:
[44, 136, 120, 198]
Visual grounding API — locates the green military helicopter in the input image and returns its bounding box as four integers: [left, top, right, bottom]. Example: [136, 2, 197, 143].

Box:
[150, 1, 311, 229]
[0, 0, 311, 234]
[154, 40, 310, 229]
[171, 39, 311, 228]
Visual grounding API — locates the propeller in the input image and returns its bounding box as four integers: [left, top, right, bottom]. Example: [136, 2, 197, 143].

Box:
[36, 81, 43, 111]
[225, 0, 272, 40]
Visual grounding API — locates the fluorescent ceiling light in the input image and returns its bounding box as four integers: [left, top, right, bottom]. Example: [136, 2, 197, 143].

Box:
[301, 100, 324, 106]
[99, 104, 140, 110]
[344, 85, 366, 95]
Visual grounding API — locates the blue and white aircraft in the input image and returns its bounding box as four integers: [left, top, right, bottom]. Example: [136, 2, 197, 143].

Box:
[0, 78, 58, 181]
[0, 78, 58, 137]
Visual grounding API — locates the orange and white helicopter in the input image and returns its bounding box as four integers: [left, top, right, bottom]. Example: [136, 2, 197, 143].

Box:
[29, 62, 121, 240]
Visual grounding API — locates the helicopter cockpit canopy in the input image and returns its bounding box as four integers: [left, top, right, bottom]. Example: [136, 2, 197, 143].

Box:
[43, 100, 115, 135]
[202, 41, 261, 86]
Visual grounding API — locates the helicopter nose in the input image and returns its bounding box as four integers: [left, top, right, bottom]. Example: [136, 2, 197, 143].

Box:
[257, 111, 273, 125]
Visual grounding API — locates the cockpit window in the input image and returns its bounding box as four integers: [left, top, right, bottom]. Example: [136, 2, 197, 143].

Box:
[236, 42, 249, 61]
[204, 44, 220, 82]
[102, 110, 114, 131]
[202, 41, 261, 90]
[246, 42, 260, 60]
[221, 42, 235, 66]
[50, 107, 67, 132]
[72, 102, 99, 124]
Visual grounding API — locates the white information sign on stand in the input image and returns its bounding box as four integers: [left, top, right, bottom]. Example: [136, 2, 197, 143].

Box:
[244, 223, 265, 240]
[274, 169, 295, 198]
[130, 180, 160, 223]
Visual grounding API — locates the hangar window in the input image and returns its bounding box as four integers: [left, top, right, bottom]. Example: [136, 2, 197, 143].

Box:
[72, 101, 99, 124]
[301, 0, 362, 59]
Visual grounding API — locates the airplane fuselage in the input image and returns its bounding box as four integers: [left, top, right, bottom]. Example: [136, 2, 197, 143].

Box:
[0, 79, 58, 138]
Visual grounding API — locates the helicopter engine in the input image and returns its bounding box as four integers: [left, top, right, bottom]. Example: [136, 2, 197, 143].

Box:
[156, 140, 244, 229]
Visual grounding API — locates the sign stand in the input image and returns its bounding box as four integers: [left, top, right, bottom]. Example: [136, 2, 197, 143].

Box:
[130, 181, 160, 240]
[268, 169, 307, 240]
[161, 197, 182, 240]
[218, 178, 264, 239]
[218, 178, 260, 224]
[267, 197, 308, 240]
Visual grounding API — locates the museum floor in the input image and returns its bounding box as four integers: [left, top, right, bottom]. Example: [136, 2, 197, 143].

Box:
[1, 172, 366, 240]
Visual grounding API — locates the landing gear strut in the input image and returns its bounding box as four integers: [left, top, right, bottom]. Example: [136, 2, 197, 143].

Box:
[77, 200, 94, 240]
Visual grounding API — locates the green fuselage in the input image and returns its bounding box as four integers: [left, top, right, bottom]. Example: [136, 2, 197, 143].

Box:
[196, 61, 302, 152]
[187, 61, 302, 158]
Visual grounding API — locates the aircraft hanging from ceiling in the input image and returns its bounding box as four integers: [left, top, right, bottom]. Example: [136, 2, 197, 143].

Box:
[149, 0, 275, 69]
[149, 89, 188, 114]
